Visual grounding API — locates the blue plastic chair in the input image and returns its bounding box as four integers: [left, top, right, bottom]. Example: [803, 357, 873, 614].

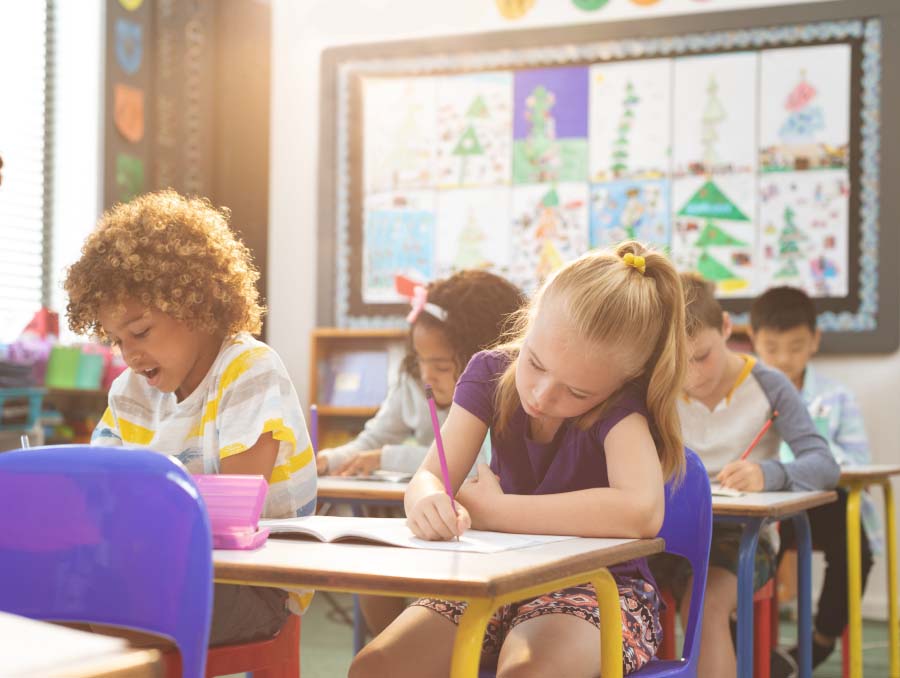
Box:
[478, 449, 711, 678]
[0, 445, 214, 678]
[632, 448, 712, 677]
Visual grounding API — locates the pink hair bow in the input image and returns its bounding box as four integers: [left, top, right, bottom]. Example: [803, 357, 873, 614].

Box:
[406, 285, 448, 324]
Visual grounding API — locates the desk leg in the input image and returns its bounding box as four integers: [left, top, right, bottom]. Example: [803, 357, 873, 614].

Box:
[592, 568, 623, 678]
[883, 481, 899, 678]
[791, 512, 813, 678]
[351, 502, 366, 653]
[451, 597, 493, 678]
[847, 486, 863, 678]
[737, 519, 763, 678]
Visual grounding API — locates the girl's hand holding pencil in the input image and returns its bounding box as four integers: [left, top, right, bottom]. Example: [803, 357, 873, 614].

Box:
[406, 383, 471, 541]
[406, 490, 472, 541]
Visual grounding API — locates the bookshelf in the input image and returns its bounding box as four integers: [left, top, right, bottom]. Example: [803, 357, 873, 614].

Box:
[308, 328, 407, 449]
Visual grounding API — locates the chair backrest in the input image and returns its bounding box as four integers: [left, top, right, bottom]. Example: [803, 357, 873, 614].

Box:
[0, 445, 213, 678]
[657, 448, 712, 669]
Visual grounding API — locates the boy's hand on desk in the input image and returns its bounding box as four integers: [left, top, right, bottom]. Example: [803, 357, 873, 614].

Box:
[336, 449, 382, 476]
[456, 463, 503, 530]
[407, 491, 471, 541]
[717, 460, 765, 492]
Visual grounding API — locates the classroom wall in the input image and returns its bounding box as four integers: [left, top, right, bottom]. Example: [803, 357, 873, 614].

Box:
[268, 0, 899, 619]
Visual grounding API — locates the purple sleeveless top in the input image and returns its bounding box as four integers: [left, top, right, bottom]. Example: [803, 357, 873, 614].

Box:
[454, 350, 658, 586]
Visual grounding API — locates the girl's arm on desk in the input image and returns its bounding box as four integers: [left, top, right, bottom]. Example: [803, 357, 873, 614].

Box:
[458, 412, 664, 538]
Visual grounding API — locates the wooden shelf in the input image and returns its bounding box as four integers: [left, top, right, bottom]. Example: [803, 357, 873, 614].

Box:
[46, 387, 108, 398]
[316, 405, 381, 417]
[312, 328, 406, 340]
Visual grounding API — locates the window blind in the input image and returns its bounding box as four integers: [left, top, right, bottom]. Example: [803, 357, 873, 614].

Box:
[0, 1, 53, 343]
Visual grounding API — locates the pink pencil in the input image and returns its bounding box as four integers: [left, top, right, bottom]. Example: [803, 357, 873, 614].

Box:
[739, 410, 779, 461]
[424, 384, 457, 516]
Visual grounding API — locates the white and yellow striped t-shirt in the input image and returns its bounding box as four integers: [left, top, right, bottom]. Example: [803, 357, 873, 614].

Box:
[92, 331, 317, 612]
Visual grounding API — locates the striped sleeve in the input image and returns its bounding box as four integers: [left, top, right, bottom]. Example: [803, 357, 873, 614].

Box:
[214, 346, 317, 520]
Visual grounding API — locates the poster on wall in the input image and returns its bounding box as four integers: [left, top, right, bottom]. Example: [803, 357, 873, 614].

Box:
[512, 67, 590, 184]
[363, 78, 437, 194]
[335, 18, 881, 346]
[436, 73, 513, 188]
[589, 58, 671, 182]
[362, 191, 436, 303]
[435, 188, 512, 278]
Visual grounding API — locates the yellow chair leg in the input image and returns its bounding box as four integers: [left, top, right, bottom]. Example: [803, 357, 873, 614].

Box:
[451, 597, 494, 678]
[847, 485, 863, 677]
[593, 569, 623, 678]
[882, 481, 899, 678]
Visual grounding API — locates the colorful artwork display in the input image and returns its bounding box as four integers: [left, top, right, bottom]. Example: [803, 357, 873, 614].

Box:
[358, 41, 854, 299]
[510, 183, 590, 289]
[363, 191, 435, 303]
[590, 180, 670, 250]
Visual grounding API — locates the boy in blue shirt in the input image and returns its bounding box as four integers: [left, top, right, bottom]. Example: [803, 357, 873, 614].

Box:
[750, 286, 878, 671]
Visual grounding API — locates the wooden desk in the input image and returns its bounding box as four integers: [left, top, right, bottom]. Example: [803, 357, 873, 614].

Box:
[0, 611, 161, 678]
[317, 476, 406, 506]
[840, 465, 900, 677]
[215, 536, 664, 677]
[713, 490, 838, 678]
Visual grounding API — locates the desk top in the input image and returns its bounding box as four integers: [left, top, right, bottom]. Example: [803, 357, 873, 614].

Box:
[0, 611, 161, 678]
[317, 476, 406, 502]
[215, 535, 663, 599]
[712, 490, 837, 518]
[839, 464, 900, 484]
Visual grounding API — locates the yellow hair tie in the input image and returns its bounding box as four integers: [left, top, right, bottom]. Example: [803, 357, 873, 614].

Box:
[623, 252, 646, 275]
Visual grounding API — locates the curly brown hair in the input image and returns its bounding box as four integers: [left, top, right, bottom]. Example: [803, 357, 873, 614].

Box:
[402, 270, 525, 379]
[65, 190, 264, 338]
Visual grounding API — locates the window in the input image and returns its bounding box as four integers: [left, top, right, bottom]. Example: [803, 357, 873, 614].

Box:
[0, 2, 52, 343]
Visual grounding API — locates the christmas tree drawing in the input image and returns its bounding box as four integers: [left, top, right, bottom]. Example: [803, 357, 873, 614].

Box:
[677, 180, 750, 285]
[701, 75, 726, 170]
[774, 205, 806, 279]
[466, 95, 488, 118]
[610, 80, 639, 177]
[523, 85, 559, 181]
[779, 70, 824, 143]
[452, 126, 484, 185]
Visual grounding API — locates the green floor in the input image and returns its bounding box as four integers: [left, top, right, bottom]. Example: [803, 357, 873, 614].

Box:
[298, 593, 896, 677]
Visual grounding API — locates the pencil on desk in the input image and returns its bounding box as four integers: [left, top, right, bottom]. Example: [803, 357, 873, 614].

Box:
[739, 410, 779, 461]
[424, 384, 459, 540]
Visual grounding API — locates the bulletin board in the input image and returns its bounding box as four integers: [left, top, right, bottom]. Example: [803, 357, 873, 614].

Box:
[318, 2, 899, 353]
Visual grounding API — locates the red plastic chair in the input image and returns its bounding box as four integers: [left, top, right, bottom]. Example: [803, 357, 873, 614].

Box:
[163, 613, 300, 677]
[658, 578, 774, 678]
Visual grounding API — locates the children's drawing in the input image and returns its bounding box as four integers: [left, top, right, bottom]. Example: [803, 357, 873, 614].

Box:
[436, 73, 512, 188]
[671, 174, 757, 296]
[435, 188, 512, 278]
[589, 59, 671, 182]
[590, 180, 670, 250]
[760, 44, 851, 172]
[510, 183, 589, 291]
[513, 67, 589, 184]
[672, 52, 757, 177]
[363, 78, 437, 195]
[363, 191, 436, 303]
[758, 169, 849, 297]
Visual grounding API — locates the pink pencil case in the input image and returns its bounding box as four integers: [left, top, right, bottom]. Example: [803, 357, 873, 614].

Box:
[194, 474, 270, 549]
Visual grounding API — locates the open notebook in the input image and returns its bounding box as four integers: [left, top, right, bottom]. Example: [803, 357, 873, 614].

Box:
[258, 515, 575, 554]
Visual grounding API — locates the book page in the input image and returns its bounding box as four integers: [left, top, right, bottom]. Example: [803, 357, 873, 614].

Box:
[259, 516, 575, 554]
[710, 483, 745, 498]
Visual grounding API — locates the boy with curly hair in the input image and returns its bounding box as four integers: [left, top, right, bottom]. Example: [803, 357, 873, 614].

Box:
[65, 190, 316, 645]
